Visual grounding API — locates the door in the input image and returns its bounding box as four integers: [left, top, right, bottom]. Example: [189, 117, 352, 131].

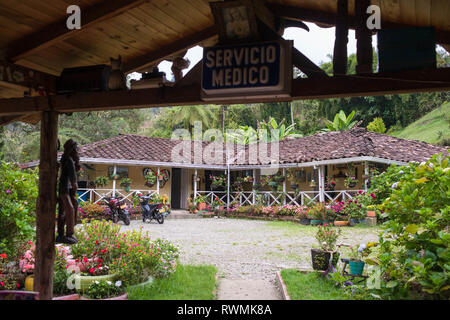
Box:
[171, 168, 189, 209]
[171, 168, 181, 209]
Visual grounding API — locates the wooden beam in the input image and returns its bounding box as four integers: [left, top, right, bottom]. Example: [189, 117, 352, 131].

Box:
[0, 61, 57, 93]
[0, 68, 449, 117]
[5, 0, 148, 61]
[269, 4, 450, 46]
[333, 0, 349, 76]
[123, 26, 218, 73]
[257, 21, 328, 78]
[355, 0, 373, 74]
[34, 110, 59, 300]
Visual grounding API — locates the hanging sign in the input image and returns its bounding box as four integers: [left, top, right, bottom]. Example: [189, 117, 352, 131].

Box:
[201, 40, 292, 101]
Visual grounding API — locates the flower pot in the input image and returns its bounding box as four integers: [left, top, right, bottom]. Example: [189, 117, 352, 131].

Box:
[198, 202, 207, 211]
[311, 249, 340, 271]
[349, 218, 360, 226]
[299, 218, 310, 225]
[367, 211, 376, 217]
[334, 220, 349, 226]
[310, 219, 323, 226]
[349, 260, 365, 275]
[74, 273, 117, 291]
[123, 185, 130, 192]
[348, 182, 356, 188]
[322, 220, 332, 225]
[25, 275, 34, 291]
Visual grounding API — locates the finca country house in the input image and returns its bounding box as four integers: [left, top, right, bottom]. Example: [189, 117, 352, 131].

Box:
[23, 127, 448, 210]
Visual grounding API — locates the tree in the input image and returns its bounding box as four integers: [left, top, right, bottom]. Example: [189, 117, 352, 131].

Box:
[171, 105, 216, 134]
[323, 110, 358, 131]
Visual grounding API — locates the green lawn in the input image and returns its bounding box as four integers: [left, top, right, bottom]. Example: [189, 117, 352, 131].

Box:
[127, 264, 217, 300]
[281, 269, 347, 300]
[389, 102, 450, 145]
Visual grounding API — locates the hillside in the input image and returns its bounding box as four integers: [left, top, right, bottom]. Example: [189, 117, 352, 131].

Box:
[389, 102, 450, 146]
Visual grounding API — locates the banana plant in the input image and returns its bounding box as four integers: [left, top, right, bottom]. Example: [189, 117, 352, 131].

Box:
[259, 117, 303, 142]
[324, 110, 357, 132]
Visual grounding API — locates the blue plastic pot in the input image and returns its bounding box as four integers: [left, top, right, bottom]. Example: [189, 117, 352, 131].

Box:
[310, 219, 323, 226]
[349, 260, 365, 275]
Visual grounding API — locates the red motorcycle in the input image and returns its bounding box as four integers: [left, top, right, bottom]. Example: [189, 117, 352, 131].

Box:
[102, 196, 131, 225]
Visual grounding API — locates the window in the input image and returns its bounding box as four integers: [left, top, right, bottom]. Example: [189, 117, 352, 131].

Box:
[108, 166, 129, 179]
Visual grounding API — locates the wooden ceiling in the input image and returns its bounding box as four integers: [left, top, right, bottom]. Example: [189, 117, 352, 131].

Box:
[0, 0, 449, 102]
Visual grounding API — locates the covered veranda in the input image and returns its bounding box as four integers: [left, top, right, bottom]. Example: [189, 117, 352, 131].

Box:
[0, 0, 449, 299]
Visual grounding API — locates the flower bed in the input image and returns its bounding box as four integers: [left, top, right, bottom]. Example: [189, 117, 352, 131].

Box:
[1, 219, 179, 299]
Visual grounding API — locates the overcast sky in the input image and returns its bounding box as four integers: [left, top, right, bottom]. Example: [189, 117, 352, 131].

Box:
[156, 22, 378, 79]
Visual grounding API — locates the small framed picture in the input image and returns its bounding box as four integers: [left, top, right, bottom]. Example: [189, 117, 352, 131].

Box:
[210, 0, 259, 43]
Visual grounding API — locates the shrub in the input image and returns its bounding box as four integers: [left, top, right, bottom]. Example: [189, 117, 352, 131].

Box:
[369, 162, 418, 205]
[367, 117, 386, 133]
[368, 153, 449, 299]
[85, 280, 123, 299]
[0, 161, 38, 258]
[78, 202, 107, 220]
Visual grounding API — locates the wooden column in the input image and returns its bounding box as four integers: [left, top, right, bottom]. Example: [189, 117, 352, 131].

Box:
[34, 110, 59, 300]
[112, 165, 117, 195]
[333, 0, 349, 75]
[282, 168, 287, 205]
[355, 0, 373, 74]
[252, 169, 256, 204]
[156, 167, 160, 194]
[318, 166, 325, 202]
[194, 169, 198, 199]
[364, 161, 369, 192]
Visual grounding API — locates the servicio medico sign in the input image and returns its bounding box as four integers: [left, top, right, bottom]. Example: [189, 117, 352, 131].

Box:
[201, 40, 292, 101]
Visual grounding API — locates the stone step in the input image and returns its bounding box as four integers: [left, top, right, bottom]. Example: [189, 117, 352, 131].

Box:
[166, 210, 202, 219]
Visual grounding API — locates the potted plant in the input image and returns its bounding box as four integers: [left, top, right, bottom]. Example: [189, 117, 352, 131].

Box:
[348, 243, 373, 276]
[212, 197, 225, 212]
[344, 176, 358, 188]
[195, 194, 207, 211]
[110, 173, 119, 180]
[144, 171, 157, 186]
[311, 224, 342, 271]
[366, 205, 377, 217]
[268, 181, 279, 191]
[309, 202, 325, 226]
[299, 210, 310, 225]
[94, 176, 109, 188]
[333, 214, 349, 226]
[119, 178, 132, 192]
[210, 175, 226, 190]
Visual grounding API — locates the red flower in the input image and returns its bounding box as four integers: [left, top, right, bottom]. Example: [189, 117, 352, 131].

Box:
[0, 253, 6, 259]
[89, 268, 95, 274]
[16, 283, 20, 288]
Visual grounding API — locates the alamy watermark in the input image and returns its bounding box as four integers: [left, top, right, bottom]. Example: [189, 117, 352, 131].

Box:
[170, 121, 280, 175]
[65, 4, 381, 31]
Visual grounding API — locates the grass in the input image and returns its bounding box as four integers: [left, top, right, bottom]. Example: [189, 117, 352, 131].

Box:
[281, 269, 348, 300]
[126, 264, 217, 300]
[389, 102, 450, 145]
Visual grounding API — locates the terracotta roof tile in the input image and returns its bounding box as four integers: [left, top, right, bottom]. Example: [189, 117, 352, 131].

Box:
[76, 129, 448, 166]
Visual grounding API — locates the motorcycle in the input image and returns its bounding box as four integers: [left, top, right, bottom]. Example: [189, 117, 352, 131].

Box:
[137, 193, 165, 224]
[103, 196, 131, 225]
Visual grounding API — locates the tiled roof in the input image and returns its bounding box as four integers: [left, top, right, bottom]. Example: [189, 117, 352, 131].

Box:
[76, 128, 448, 166]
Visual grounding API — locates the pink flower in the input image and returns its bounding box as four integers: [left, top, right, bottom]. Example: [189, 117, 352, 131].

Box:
[5, 190, 11, 194]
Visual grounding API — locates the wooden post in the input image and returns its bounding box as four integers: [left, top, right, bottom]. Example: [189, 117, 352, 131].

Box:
[318, 166, 325, 202]
[252, 169, 256, 204]
[355, 0, 373, 74]
[194, 169, 198, 200]
[156, 167, 160, 194]
[112, 165, 117, 196]
[282, 168, 287, 205]
[34, 110, 58, 300]
[333, 0, 349, 75]
[364, 161, 369, 192]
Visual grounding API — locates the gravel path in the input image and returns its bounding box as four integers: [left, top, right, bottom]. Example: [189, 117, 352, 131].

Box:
[120, 217, 380, 298]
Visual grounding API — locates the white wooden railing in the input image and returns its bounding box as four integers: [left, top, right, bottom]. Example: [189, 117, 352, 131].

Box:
[77, 188, 157, 205]
[194, 189, 363, 207]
